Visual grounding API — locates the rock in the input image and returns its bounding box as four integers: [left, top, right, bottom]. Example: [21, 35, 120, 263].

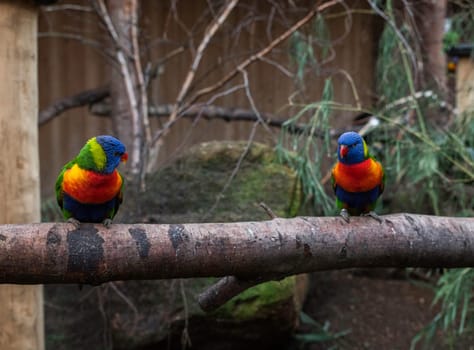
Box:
[137, 140, 302, 223]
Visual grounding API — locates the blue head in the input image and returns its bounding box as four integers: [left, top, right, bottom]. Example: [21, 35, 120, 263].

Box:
[94, 135, 128, 174]
[337, 131, 368, 164]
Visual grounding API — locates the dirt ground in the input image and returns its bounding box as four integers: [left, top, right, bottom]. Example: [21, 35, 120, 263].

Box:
[297, 269, 474, 350]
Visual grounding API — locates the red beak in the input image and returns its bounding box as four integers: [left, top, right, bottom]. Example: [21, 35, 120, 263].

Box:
[339, 145, 349, 158]
[121, 152, 128, 163]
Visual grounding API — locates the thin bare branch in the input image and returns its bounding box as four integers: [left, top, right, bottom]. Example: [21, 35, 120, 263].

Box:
[155, 0, 239, 145]
[239, 68, 275, 138]
[41, 5, 94, 12]
[185, 0, 342, 109]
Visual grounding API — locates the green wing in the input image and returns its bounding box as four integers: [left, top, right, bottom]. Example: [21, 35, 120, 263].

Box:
[331, 163, 337, 194]
[55, 159, 76, 210]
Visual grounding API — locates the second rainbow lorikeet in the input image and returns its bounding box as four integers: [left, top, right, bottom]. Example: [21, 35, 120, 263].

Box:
[55, 135, 128, 228]
[331, 131, 384, 223]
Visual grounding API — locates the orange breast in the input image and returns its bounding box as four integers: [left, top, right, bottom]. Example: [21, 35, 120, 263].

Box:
[62, 164, 122, 204]
[333, 158, 383, 193]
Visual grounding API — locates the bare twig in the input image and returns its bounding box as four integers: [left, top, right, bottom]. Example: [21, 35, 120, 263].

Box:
[239, 68, 276, 139]
[41, 4, 94, 12]
[179, 279, 192, 349]
[155, 0, 239, 145]
[148, 0, 341, 153]
[259, 202, 278, 219]
[203, 120, 259, 220]
[185, 0, 342, 109]
[109, 282, 139, 332]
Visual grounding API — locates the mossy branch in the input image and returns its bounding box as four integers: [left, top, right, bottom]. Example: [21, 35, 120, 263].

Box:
[0, 214, 473, 310]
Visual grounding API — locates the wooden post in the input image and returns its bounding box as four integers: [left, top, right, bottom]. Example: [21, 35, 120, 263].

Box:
[0, 2, 44, 350]
[456, 58, 474, 116]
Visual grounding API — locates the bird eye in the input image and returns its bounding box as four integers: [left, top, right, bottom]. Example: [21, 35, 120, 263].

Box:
[114, 151, 121, 156]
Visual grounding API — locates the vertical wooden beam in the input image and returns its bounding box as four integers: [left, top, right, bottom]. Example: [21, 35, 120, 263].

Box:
[456, 58, 474, 116]
[0, 2, 44, 350]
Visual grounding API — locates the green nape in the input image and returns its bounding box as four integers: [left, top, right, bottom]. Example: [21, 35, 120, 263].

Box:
[75, 138, 99, 171]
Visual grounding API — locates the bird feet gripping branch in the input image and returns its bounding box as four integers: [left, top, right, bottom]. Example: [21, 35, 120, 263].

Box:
[339, 209, 383, 224]
[102, 218, 113, 229]
[67, 217, 81, 229]
[362, 211, 383, 223]
[340, 209, 350, 223]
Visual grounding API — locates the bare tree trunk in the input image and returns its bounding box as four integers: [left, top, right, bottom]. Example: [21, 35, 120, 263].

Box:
[0, 2, 44, 350]
[415, 0, 447, 93]
[98, 0, 149, 187]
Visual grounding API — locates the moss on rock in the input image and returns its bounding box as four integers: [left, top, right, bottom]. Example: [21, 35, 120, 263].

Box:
[140, 141, 302, 223]
[213, 276, 297, 321]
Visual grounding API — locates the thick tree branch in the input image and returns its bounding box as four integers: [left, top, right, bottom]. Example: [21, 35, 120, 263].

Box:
[38, 89, 322, 136]
[91, 102, 313, 133]
[198, 275, 282, 312]
[1, 214, 473, 310]
[0, 214, 473, 285]
[38, 86, 109, 126]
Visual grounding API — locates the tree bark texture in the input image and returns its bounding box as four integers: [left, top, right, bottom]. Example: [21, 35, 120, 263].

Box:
[0, 215, 472, 285]
[103, 0, 148, 183]
[414, 0, 447, 93]
[0, 2, 44, 350]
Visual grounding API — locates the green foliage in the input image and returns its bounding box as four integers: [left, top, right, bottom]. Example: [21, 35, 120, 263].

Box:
[444, 7, 474, 50]
[376, 23, 411, 102]
[293, 312, 350, 349]
[443, 30, 461, 50]
[289, 15, 331, 83]
[282, 2, 474, 348]
[374, 107, 474, 215]
[411, 269, 474, 349]
[372, 3, 474, 348]
[276, 78, 335, 216]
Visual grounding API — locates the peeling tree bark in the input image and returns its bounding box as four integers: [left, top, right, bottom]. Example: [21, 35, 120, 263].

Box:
[0, 214, 473, 286]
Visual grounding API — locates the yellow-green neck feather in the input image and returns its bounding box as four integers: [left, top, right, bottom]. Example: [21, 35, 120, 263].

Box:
[76, 137, 107, 172]
[89, 138, 106, 171]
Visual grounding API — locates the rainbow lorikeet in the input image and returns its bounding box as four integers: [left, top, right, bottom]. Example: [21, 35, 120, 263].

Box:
[55, 135, 128, 228]
[331, 131, 384, 223]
